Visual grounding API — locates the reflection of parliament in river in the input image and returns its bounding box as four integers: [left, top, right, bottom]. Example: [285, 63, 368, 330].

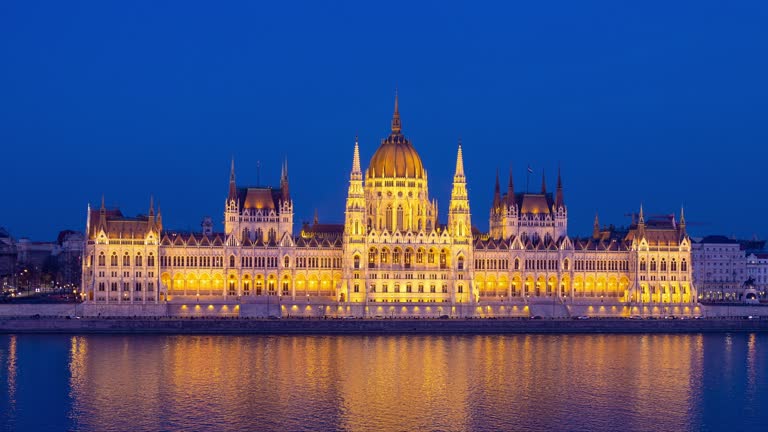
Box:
[81, 94, 696, 317]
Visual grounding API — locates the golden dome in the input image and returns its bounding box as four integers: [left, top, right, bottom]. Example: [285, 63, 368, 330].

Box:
[366, 93, 425, 179]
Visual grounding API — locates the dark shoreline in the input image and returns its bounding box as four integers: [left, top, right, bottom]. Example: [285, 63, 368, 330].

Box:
[2, 317, 768, 335]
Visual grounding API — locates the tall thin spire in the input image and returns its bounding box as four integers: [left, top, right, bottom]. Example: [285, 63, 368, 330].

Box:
[541, 170, 547, 194]
[280, 158, 290, 203]
[555, 164, 564, 209]
[493, 168, 501, 208]
[679, 205, 687, 236]
[100, 194, 105, 210]
[149, 195, 155, 217]
[352, 135, 362, 175]
[507, 165, 515, 206]
[593, 213, 600, 239]
[454, 138, 465, 178]
[228, 158, 237, 201]
[391, 89, 401, 134]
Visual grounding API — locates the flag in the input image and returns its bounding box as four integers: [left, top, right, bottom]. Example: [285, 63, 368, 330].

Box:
[527, 165, 533, 174]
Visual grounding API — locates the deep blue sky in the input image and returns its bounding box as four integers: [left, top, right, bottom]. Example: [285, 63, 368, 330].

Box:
[2, 1, 767, 241]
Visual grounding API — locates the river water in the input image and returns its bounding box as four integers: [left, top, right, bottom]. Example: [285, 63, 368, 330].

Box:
[1, 333, 766, 431]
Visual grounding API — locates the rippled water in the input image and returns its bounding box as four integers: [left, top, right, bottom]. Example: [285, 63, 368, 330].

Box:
[1, 333, 767, 431]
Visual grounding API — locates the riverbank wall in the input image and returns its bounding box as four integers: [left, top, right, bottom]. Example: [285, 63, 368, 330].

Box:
[0, 302, 763, 320]
[2, 316, 768, 335]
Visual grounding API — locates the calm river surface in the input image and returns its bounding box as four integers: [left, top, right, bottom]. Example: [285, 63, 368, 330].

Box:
[1, 333, 766, 431]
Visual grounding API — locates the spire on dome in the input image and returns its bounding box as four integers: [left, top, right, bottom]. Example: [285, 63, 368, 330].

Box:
[391, 89, 401, 134]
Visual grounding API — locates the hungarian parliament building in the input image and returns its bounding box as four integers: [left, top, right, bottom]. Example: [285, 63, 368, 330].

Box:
[82, 96, 697, 317]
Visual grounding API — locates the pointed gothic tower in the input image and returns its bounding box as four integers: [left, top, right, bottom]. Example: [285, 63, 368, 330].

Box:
[553, 165, 568, 238]
[224, 158, 240, 236]
[449, 140, 472, 240]
[448, 140, 474, 304]
[342, 136, 368, 303]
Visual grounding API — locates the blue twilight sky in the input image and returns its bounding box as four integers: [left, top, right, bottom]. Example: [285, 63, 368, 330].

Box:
[1, 0, 767, 241]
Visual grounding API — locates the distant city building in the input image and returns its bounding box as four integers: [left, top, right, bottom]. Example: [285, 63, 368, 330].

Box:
[81, 96, 695, 316]
[691, 235, 767, 301]
[0, 228, 17, 286]
[746, 252, 768, 296]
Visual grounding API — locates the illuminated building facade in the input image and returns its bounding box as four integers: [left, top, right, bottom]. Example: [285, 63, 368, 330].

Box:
[81, 96, 696, 317]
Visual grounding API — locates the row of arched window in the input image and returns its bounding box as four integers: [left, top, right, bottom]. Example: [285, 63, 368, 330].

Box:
[97, 252, 154, 268]
[639, 258, 687, 272]
[367, 247, 454, 269]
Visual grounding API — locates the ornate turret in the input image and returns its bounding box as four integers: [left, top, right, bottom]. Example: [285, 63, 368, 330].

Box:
[507, 165, 515, 207]
[492, 169, 501, 210]
[638, 204, 646, 238]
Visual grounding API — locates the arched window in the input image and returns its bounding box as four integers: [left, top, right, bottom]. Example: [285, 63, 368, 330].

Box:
[229, 255, 236, 267]
[368, 248, 377, 268]
[397, 206, 404, 231]
[416, 249, 424, 264]
[385, 205, 393, 231]
[404, 249, 412, 267]
[563, 258, 570, 271]
[650, 259, 657, 272]
[228, 276, 236, 296]
[381, 248, 389, 264]
[284, 256, 290, 268]
[148, 253, 155, 267]
[135, 253, 142, 267]
[671, 259, 677, 271]
[681, 259, 688, 271]
[428, 250, 436, 264]
[393, 248, 401, 264]
[98, 252, 106, 267]
[110, 253, 118, 267]
[439, 250, 447, 269]
[640, 258, 647, 271]
[660, 259, 667, 271]
[354, 255, 360, 269]
[457, 256, 465, 270]
[514, 258, 521, 270]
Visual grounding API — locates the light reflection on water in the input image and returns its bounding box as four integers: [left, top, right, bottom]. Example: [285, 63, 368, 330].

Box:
[1, 333, 767, 431]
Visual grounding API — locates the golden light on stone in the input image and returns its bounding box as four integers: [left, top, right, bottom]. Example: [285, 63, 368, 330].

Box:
[80, 94, 696, 318]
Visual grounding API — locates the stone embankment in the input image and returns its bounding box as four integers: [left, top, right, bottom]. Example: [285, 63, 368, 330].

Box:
[2, 317, 768, 335]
